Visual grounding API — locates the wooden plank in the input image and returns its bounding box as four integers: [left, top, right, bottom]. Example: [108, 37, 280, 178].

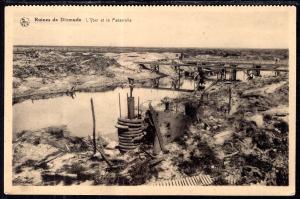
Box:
[35, 151, 65, 167]
[206, 176, 213, 184]
[129, 127, 144, 131]
[151, 174, 214, 186]
[184, 178, 190, 186]
[190, 176, 197, 185]
[201, 175, 208, 185]
[96, 147, 113, 167]
[115, 124, 129, 129]
[118, 132, 143, 137]
[119, 129, 143, 134]
[187, 177, 194, 186]
[118, 144, 139, 150]
[195, 176, 201, 184]
[119, 142, 138, 146]
[118, 118, 144, 123]
[117, 121, 142, 127]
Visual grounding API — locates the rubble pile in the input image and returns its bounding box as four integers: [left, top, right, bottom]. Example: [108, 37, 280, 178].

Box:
[172, 77, 288, 185]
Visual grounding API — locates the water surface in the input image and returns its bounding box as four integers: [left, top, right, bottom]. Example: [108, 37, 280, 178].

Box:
[13, 87, 183, 140]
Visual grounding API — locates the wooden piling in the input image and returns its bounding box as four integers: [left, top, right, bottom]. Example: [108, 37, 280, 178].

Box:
[127, 97, 135, 119]
[193, 70, 196, 91]
[90, 98, 96, 155]
[253, 65, 261, 76]
[228, 86, 231, 114]
[138, 96, 140, 116]
[230, 65, 237, 81]
[178, 67, 181, 89]
[118, 93, 122, 118]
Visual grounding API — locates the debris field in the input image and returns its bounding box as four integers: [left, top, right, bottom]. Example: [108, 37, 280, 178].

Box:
[12, 47, 289, 186]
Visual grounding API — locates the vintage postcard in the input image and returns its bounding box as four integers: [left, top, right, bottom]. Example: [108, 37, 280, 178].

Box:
[4, 5, 296, 195]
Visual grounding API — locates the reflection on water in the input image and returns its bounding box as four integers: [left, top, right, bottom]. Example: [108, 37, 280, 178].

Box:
[236, 70, 275, 81]
[204, 70, 276, 82]
[180, 79, 196, 90]
[149, 76, 196, 91]
[150, 70, 276, 91]
[13, 87, 182, 140]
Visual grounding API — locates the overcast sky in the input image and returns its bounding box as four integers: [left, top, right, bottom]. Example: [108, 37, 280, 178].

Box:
[8, 6, 295, 48]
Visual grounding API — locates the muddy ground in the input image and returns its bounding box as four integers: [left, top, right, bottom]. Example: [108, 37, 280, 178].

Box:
[13, 50, 178, 103]
[12, 47, 289, 186]
[12, 47, 287, 103]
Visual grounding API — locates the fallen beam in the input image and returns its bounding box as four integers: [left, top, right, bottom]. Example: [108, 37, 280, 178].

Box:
[138, 86, 194, 93]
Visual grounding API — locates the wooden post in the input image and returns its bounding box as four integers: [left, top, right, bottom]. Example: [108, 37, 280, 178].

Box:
[90, 98, 96, 155]
[228, 86, 231, 114]
[130, 87, 133, 97]
[253, 65, 261, 76]
[138, 96, 140, 116]
[194, 68, 196, 91]
[231, 65, 237, 81]
[156, 77, 160, 88]
[178, 66, 181, 89]
[118, 93, 121, 118]
[127, 97, 135, 119]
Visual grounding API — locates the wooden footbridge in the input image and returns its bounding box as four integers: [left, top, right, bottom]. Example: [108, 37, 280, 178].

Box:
[136, 58, 288, 82]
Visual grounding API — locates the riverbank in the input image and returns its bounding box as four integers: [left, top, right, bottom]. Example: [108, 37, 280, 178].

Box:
[13, 51, 178, 104]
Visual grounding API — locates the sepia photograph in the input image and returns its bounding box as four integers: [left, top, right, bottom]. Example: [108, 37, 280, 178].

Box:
[4, 6, 296, 195]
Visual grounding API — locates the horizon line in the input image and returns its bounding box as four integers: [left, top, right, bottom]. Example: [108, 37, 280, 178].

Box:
[13, 45, 288, 50]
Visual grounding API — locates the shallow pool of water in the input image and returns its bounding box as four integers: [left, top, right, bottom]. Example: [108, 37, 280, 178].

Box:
[13, 87, 183, 141]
